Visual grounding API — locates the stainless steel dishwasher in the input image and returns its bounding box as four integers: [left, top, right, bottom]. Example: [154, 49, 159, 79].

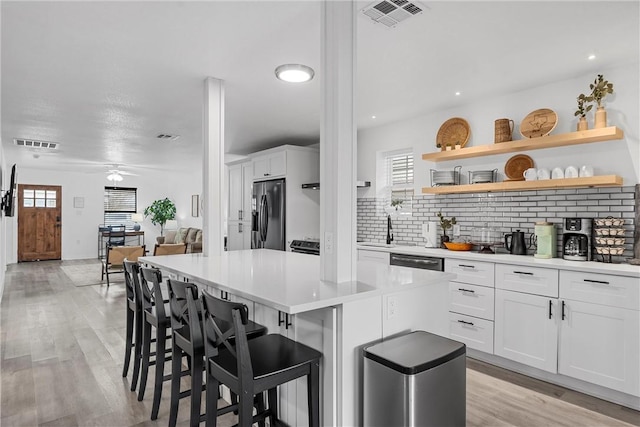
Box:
[390, 252, 445, 271]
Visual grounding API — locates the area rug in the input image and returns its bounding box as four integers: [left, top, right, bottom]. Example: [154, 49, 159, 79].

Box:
[60, 261, 124, 287]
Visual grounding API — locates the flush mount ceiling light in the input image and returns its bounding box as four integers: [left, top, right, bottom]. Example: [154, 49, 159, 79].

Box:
[275, 64, 315, 83]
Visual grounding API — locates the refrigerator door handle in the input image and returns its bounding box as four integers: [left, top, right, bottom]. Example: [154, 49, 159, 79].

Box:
[263, 195, 269, 241]
[259, 195, 267, 243]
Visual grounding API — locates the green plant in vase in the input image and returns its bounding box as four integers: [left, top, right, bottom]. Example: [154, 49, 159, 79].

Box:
[437, 211, 456, 248]
[586, 74, 614, 128]
[574, 94, 592, 131]
[143, 198, 176, 236]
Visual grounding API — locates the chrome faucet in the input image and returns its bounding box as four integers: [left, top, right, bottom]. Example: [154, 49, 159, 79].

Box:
[386, 214, 393, 245]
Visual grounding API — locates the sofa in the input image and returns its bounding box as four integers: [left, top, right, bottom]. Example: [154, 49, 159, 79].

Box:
[156, 227, 202, 254]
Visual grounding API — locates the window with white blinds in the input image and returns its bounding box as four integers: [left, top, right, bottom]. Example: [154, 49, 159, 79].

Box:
[104, 187, 137, 228]
[386, 151, 414, 201]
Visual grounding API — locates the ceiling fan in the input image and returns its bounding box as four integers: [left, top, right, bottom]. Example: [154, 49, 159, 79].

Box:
[105, 165, 138, 182]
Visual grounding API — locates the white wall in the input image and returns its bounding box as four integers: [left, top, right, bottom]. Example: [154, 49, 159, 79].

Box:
[6, 167, 202, 262]
[0, 142, 6, 300]
[358, 63, 640, 197]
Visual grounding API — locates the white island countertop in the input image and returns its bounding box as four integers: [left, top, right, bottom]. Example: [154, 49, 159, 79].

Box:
[139, 249, 454, 314]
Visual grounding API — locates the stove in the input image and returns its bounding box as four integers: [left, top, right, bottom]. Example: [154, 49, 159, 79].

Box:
[290, 239, 320, 255]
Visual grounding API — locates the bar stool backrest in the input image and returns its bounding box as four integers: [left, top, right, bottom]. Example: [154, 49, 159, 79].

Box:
[201, 289, 252, 380]
[167, 279, 203, 349]
[140, 267, 166, 321]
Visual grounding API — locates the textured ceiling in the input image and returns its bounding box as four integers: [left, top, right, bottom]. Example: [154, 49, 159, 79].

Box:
[2, 1, 638, 176]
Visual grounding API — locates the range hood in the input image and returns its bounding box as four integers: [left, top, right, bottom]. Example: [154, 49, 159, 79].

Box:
[302, 181, 371, 190]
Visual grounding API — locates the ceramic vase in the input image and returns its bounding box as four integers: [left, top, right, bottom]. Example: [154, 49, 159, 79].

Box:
[577, 116, 588, 131]
[594, 106, 607, 128]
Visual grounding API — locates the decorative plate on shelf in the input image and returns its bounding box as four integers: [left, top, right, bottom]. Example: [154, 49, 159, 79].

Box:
[504, 154, 534, 180]
[520, 108, 557, 138]
[436, 117, 470, 150]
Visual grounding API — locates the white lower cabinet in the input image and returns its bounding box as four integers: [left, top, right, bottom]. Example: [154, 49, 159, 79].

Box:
[449, 312, 494, 353]
[357, 249, 389, 264]
[494, 289, 559, 373]
[227, 221, 251, 251]
[558, 299, 640, 396]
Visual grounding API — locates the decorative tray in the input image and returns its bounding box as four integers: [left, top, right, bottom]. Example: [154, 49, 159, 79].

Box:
[504, 154, 534, 180]
[520, 108, 557, 138]
[436, 117, 470, 150]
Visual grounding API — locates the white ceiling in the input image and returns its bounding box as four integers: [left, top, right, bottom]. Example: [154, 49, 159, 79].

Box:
[2, 1, 638, 176]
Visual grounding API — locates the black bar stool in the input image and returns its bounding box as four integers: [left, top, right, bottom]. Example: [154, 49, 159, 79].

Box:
[122, 260, 141, 390]
[200, 289, 322, 427]
[138, 266, 173, 420]
[167, 279, 268, 427]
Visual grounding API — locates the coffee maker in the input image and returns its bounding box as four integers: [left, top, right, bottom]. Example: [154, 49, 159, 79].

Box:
[562, 218, 592, 261]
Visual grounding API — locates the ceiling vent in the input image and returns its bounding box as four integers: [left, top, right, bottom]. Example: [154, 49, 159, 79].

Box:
[156, 134, 180, 141]
[14, 138, 59, 150]
[361, 0, 425, 28]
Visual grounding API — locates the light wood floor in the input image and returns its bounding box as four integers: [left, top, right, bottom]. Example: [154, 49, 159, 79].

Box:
[1, 259, 639, 427]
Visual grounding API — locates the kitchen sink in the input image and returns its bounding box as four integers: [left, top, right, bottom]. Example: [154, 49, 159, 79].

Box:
[357, 241, 396, 248]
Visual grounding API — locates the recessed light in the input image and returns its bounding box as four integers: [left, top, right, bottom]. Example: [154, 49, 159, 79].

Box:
[372, 115, 377, 119]
[588, 54, 596, 60]
[455, 91, 461, 96]
[275, 64, 315, 83]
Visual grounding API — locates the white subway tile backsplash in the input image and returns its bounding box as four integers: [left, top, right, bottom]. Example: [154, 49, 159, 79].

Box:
[357, 186, 636, 260]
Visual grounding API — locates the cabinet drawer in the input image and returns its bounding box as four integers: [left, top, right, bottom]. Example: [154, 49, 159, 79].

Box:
[449, 312, 494, 354]
[495, 264, 558, 297]
[358, 250, 389, 264]
[449, 282, 495, 320]
[445, 259, 494, 287]
[560, 271, 639, 311]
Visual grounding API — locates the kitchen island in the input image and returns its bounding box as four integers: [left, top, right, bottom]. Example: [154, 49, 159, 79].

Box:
[139, 249, 455, 426]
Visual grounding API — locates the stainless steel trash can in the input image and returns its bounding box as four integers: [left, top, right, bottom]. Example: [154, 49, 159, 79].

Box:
[363, 330, 466, 427]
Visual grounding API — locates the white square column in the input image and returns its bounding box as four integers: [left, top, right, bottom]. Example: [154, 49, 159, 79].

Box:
[320, 0, 357, 283]
[202, 77, 225, 256]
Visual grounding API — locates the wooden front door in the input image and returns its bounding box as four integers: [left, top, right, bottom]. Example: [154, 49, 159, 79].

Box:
[17, 184, 62, 262]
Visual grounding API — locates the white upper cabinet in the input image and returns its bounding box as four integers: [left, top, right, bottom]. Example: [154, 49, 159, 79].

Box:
[252, 150, 287, 180]
[228, 160, 253, 222]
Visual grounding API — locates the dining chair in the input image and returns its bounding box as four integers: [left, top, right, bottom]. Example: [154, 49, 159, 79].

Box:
[108, 224, 126, 246]
[101, 245, 145, 286]
[153, 243, 187, 256]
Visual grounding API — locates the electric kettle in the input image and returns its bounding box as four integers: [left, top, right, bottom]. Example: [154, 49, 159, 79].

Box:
[504, 230, 527, 255]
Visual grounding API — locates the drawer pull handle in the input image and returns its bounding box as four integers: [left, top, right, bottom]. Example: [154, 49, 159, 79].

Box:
[458, 264, 476, 269]
[548, 300, 552, 319]
[457, 320, 474, 326]
[458, 288, 476, 293]
[561, 300, 566, 320]
[583, 279, 610, 285]
[514, 271, 534, 275]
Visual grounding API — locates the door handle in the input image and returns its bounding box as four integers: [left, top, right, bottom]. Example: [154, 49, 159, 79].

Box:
[548, 300, 552, 319]
[458, 288, 476, 293]
[457, 319, 474, 326]
[238, 209, 243, 220]
[238, 223, 243, 233]
[561, 300, 566, 320]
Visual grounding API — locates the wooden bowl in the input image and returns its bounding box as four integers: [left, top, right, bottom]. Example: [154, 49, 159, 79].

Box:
[444, 242, 473, 251]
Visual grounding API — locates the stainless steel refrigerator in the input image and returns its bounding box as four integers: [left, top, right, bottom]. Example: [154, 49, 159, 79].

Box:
[251, 178, 286, 250]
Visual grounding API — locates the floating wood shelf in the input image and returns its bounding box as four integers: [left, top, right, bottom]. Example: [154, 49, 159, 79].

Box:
[421, 175, 623, 195]
[421, 127, 624, 162]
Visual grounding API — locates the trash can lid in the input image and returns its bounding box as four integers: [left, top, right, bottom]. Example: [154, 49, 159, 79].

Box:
[364, 331, 466, 375]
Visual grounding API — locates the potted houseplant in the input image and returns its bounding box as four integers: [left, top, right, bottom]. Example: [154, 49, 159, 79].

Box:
[143, 198, 176, 236]
[436, 211, 456, 248]
[587, 74, 614, 128]
[574, 93, 592, 131]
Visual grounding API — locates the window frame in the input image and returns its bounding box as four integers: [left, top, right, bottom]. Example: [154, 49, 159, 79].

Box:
[103, 186, 138, 229]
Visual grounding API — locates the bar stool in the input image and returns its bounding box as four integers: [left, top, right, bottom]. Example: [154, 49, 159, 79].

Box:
[138, 266, 173, 420]
[167, 279, 268, 427]
[200, 289, 322, 427]
[122, 259, 141, 390]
